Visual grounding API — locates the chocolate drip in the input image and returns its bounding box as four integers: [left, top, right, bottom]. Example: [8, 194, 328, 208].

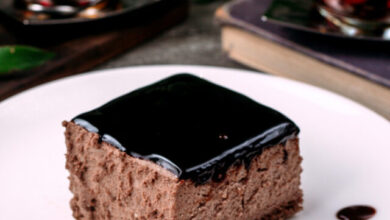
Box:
[337, 205, 376, 220]
[72, 74, 299, 184]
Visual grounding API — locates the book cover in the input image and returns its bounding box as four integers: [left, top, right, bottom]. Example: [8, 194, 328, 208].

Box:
[217, 0, 390, 88]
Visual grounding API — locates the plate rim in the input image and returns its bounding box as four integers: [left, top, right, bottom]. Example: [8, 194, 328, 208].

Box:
[1, 64, 388, 124]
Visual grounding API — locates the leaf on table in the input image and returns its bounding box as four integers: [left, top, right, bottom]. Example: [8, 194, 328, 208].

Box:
[0, 45, 55, 75]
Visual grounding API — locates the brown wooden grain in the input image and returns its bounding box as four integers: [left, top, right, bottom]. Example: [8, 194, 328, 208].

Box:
[0, 0, 188, 101]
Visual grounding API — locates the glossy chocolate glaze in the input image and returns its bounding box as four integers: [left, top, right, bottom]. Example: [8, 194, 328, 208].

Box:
[73, 74, 299, 184]
[336, 205, 376, 220]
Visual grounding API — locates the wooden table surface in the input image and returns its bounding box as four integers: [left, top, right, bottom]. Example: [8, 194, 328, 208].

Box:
[0, 1, 246, 103]
[0, 0, 194, 101]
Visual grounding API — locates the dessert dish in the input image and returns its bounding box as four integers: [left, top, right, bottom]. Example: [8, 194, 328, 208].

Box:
[63, 73, 303, 220]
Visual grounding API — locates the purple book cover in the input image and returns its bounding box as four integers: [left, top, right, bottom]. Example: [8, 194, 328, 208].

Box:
[220, 0, 390, 88]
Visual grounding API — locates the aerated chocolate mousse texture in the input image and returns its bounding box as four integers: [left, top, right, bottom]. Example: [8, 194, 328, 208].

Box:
[64, 74, 303, 220]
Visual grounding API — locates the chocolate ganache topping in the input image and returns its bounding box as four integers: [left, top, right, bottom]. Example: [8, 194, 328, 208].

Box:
[72, 74, 299, 184]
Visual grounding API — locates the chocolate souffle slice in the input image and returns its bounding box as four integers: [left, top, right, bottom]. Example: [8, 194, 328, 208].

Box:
[63, 74, 303, 220]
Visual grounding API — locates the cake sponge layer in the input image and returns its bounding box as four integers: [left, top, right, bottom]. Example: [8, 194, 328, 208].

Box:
[64, 121, 302, 220]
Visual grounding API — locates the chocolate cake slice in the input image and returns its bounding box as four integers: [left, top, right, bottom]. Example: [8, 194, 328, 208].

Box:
[63, 74, 303, 220]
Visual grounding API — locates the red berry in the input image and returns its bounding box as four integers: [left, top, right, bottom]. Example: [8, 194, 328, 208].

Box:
[38, 0, 53, 7]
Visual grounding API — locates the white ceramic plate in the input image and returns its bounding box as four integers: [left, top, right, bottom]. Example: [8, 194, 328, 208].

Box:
[0, 65, 389, 220]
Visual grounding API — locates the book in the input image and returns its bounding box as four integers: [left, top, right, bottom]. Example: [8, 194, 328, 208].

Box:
[215, 0, 390, 120]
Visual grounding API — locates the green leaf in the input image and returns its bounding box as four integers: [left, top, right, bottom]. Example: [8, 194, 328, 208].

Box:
[0, 45, 55, 75]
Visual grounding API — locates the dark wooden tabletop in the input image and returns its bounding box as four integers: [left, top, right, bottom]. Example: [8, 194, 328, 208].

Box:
[0, 1, 247, 102]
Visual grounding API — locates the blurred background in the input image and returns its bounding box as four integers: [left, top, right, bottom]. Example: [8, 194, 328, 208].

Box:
[0, 0, 389, 119]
